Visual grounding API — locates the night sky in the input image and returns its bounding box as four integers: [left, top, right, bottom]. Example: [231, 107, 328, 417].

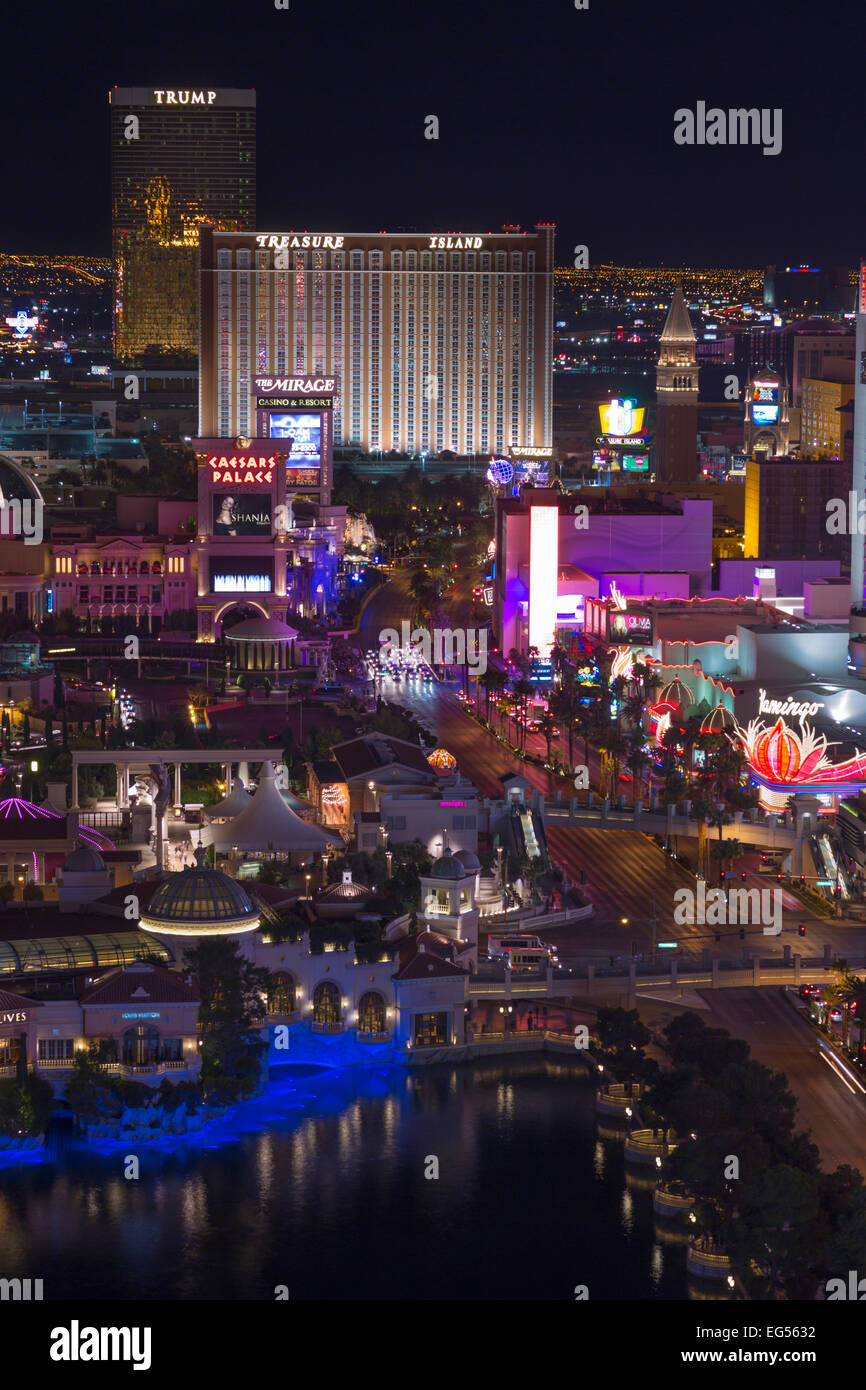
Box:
[6, 0, 858, 266]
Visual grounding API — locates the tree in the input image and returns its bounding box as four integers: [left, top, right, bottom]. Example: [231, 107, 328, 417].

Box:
[838, 974, 866, 1059]
[181, 938, 270, 1100]
[512, 678, 534, 752]
[538, 708, 558, 764]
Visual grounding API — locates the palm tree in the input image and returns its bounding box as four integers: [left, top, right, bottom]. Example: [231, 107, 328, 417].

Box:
[838, 974, 866, 1058]
[485, 667, 507, 724]
[690, 796, 715, 880]
[601, 728, 628, 798]
[707, 803, 734, 850]
[551, 685, 580, 768]
[512, 678, 534, 752]
[627, 740, 651, 808]
[710, 837, 746, 880]
[538, 708, 558, 764]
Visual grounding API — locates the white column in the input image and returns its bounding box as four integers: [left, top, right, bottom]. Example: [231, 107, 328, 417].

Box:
[174, 761, 182, 808]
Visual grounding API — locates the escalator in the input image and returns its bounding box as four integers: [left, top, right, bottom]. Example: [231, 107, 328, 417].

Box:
[512, 803, 551, 873]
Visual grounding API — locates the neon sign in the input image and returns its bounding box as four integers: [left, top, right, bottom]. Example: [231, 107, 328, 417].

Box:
[599, 399, 645, 437]
[5, 311, 38, 339]
[153, 90, 215, 104]
[757, 688, 823, 720]
[254, 236, 345, 251]
[208, 457, 275, 485]
[255, 377, 336, 394]
[428, 236, 483, 249]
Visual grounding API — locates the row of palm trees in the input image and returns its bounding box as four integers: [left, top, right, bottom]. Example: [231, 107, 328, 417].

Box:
[822, 971, 866, 1059]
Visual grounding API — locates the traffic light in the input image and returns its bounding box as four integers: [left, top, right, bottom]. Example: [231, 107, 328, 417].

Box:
[800, 875, 806, 887]
[798, 923, 807, 937]
[741, 871, 747, 880]
[719, 869, 726, 881]
[777, 872, 782, 881]
[739, 929, 745, 940]
[834, 886, 842, 898]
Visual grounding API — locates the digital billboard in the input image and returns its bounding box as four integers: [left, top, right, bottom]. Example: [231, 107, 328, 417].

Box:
[599, 399, 645, 437]
[514, 457, 550, 486]
[266, 413, 322, 466]
[510, 447, 553, 487]
[751, 381, 779, 425]
[210, 557, 274, 592]
[212, 493, 271, 537]
[609, 611, 652, 644]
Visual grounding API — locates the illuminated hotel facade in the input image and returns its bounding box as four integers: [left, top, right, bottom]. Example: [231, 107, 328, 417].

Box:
[198, 224, 555, 456]
[110, 87, 256, 361]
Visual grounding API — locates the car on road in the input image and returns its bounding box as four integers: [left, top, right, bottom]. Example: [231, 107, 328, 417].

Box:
[799, 984, 823, 999]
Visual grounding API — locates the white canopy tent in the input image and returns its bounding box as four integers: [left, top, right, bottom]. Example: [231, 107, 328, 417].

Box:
[199, 761, 343, 854]
[203, 779, 253, 822]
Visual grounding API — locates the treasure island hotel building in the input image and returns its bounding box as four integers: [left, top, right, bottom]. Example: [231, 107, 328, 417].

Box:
[110, 87, 256, 361]
[198, 224, 555, 456]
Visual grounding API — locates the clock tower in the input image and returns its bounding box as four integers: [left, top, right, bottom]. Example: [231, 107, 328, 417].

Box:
[655, 285, 699, 484]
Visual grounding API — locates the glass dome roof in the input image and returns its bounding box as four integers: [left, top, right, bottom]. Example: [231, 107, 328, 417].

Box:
[141, 852, 259, 936]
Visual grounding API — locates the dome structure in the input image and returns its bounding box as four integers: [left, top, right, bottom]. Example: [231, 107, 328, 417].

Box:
[700, 703, 735, 734]
[455, 849, 481, 873]
[430, 848, 467, 880]
[139, 846, 260, 936]
[658, 678, 690, 709]
[62, 843, 106, 873]
[427, 748, 457, 774]
[314, 869, 377, 919]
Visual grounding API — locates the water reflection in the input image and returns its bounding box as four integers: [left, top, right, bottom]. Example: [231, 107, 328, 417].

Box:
[0, 1059, 687, 1301]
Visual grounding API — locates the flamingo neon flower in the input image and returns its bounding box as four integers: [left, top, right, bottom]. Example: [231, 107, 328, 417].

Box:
[733, 715, 866, 787]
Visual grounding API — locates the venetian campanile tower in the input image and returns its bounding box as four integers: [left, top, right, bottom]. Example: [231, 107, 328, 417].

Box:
[655, 284, 699, 484]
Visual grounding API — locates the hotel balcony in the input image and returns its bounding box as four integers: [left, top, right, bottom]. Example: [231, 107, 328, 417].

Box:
[311, 1021, 344, 1034]
[357, 1031, 392, 1044]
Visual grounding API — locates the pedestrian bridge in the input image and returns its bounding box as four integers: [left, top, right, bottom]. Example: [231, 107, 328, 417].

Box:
[469, 945, 854, 1001]
[522, 790, 811, 866]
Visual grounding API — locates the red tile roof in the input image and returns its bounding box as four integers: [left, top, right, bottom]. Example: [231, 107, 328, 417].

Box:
[392, 946, 467, 980]
[81, 961, 200, 1005]
[0, 987, 42, 1010]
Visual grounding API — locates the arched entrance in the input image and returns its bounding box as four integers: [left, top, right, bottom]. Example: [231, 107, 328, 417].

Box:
[217, 602, 269, 640]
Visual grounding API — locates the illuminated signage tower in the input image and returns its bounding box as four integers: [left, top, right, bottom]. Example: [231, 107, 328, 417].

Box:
[594, 397, 651, 476]
[110, 87, 256, 361]
[655, 285, 698, 484]
[853, 260, 866, 610]
[743, 367, 789, 458]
